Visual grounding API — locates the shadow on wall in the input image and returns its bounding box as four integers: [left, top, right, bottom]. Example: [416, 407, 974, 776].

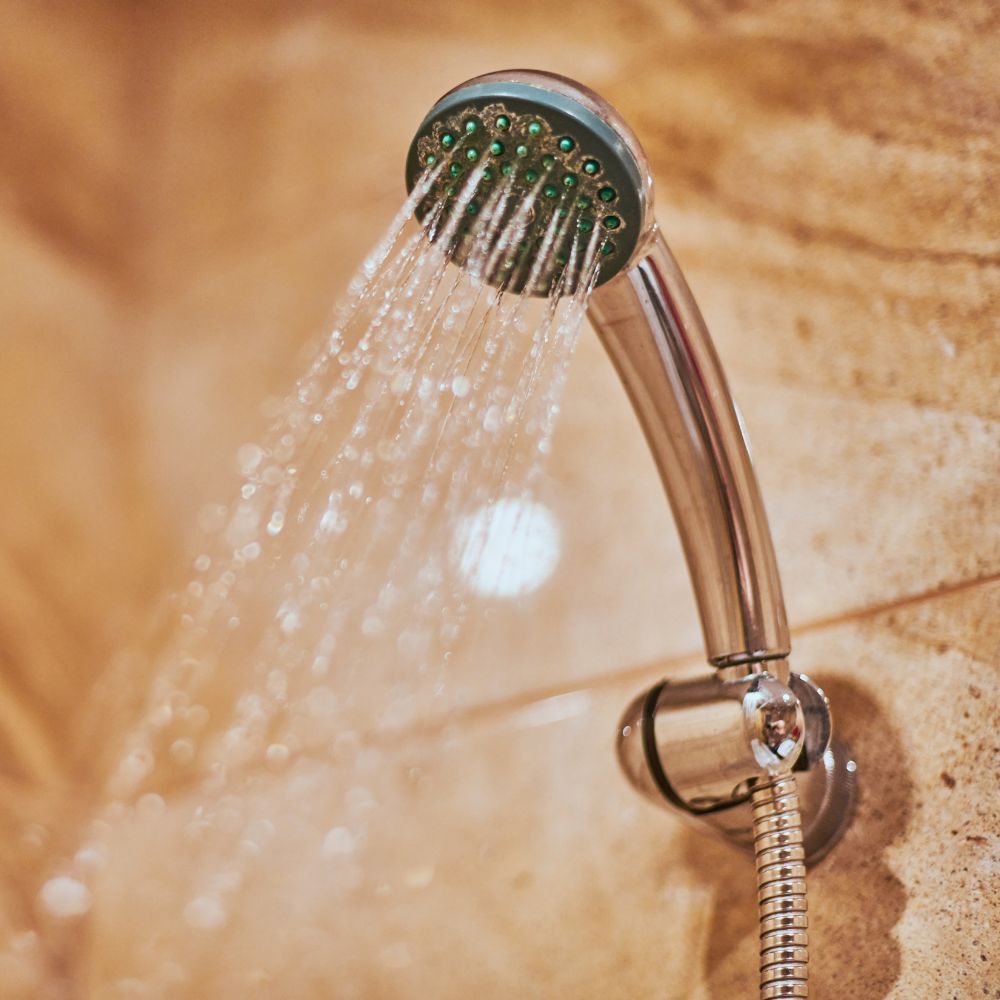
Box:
[675, 677, 912, 1000]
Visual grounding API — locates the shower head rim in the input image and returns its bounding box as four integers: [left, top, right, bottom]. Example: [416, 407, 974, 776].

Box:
[430, 68, 655, 216]
[405, 69, 655, 289]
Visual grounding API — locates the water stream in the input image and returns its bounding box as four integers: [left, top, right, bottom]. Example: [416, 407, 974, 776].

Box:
[30, 145, 607, 993]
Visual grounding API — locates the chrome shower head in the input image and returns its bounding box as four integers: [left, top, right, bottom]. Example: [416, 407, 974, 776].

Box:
[405, 70, 654, 294]
[406, 72, 789, 672]
[403, 75, 855, 988]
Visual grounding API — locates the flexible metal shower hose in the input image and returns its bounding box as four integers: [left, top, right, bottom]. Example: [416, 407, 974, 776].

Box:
[752, 774, 809, 998]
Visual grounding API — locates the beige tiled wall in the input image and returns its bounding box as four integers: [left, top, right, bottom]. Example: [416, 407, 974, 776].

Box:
[0, 1, 996, 996]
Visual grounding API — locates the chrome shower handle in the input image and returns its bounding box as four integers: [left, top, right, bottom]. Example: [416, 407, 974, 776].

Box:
[588, 226, 789, 671]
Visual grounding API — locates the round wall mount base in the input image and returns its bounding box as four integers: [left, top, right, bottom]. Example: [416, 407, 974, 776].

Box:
[796, 735, 858, 864]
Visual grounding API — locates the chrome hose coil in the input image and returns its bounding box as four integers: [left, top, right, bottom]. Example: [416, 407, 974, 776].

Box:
[752, 775, 809, 999]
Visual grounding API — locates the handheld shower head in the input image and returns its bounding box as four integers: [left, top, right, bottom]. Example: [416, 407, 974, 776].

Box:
[405, 70, 654, 293]
[404, 73, 855, 996]
[408, 69, 791, 672]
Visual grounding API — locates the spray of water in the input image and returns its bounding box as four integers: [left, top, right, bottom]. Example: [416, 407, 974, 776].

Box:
[28, 143, 604, 988]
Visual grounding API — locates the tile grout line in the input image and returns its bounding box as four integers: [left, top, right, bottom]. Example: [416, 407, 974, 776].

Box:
[428, 568, 1000, 739]
[787, 570, 1000, 636]
[112, 569, 1000, 797]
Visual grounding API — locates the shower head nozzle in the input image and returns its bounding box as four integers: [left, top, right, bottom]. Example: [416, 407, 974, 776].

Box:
[405, 70, 653, 294]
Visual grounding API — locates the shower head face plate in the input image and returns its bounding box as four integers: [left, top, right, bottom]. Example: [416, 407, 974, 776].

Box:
[405, 72, 651, 295]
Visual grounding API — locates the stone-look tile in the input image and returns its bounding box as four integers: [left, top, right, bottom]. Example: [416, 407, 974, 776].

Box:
[436, 348, 999, 709]
[0, 1, 168, 908]
[77, 696, 702, 999]
[689, 581, 1000, 999]
[0, 1, 997, 997]
[38, 580, 995, 998]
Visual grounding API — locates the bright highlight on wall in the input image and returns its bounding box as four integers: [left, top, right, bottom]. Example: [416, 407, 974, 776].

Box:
[450, 497, 561, 598]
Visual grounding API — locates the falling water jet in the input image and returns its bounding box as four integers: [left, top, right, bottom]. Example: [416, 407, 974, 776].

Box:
[49, 89, 612, 1000]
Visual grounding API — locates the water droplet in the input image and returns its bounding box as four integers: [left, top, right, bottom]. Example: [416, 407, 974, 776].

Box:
[236, 441, 265, 473]
[38, 877, 91, 919]
[297, 382, 320, 405]
[74, 843, 109, 873]
[451, 375, 471, 398]
[280, 610, 301, 635]
[119, 746, 154, 788]
[482, 405, 502, 433]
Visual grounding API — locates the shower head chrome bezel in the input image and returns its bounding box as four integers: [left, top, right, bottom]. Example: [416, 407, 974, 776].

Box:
[405, 69, 655, 289]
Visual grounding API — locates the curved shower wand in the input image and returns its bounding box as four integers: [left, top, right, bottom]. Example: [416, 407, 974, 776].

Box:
[406, 70, 855, 999]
